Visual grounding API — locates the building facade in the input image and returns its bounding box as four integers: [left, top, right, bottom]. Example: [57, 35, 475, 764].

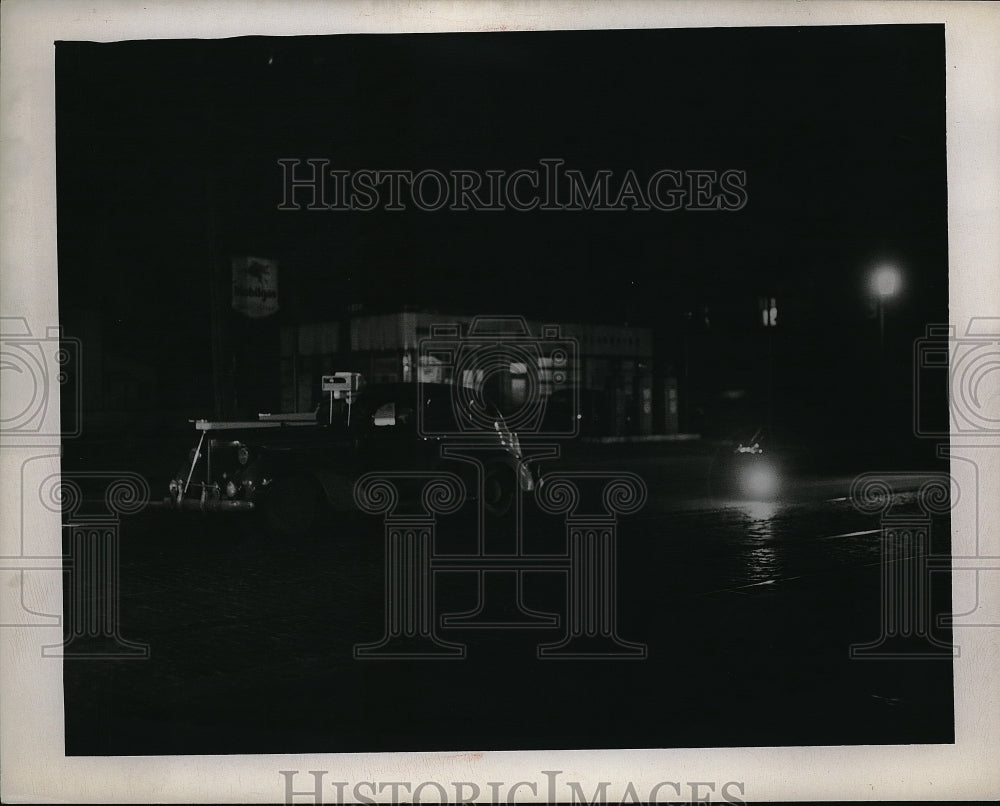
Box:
[279, 313, 678, 437]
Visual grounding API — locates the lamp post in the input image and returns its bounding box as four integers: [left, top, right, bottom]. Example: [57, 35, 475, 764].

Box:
[869, 265, 901, 443]
[871, 265, 901, 359]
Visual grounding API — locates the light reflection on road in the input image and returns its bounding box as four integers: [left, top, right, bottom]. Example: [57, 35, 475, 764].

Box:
[739, 500, 781, 526]
[736, 500, 782, 583]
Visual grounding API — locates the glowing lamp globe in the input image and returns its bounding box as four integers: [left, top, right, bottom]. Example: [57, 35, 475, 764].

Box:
[871, 266, 901, 299]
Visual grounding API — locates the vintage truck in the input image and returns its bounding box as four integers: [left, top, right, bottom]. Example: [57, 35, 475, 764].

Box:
[161, 374, 539, 535]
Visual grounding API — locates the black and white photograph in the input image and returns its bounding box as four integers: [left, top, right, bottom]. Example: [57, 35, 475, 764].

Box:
[2, 1, 999, 802]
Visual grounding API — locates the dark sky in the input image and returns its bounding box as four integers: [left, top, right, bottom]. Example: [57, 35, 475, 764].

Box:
[55, 25, 948, 430]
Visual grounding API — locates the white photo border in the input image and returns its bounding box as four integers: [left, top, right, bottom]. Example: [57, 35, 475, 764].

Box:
[1, 0, 998, 802]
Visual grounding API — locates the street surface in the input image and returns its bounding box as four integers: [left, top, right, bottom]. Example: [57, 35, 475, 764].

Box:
[61, 441, 954, 755]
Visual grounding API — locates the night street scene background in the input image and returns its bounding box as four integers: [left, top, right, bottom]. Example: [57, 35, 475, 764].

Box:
[55, 25, 954, 755]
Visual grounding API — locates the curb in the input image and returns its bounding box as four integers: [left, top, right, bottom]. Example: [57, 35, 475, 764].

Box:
[579, 434, 702, 445]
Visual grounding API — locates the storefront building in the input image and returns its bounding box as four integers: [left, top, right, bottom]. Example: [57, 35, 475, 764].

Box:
[279, 312, 678, 437]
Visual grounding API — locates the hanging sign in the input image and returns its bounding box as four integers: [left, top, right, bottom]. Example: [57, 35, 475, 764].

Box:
[232, 257, 279, 318]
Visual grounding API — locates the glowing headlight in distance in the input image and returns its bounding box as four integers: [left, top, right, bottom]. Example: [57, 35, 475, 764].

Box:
[743, 462, 779, 499]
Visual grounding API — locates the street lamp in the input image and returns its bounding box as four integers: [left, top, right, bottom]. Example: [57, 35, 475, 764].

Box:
[869, 265, 902, 448]
[870, 265, 901, 356]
